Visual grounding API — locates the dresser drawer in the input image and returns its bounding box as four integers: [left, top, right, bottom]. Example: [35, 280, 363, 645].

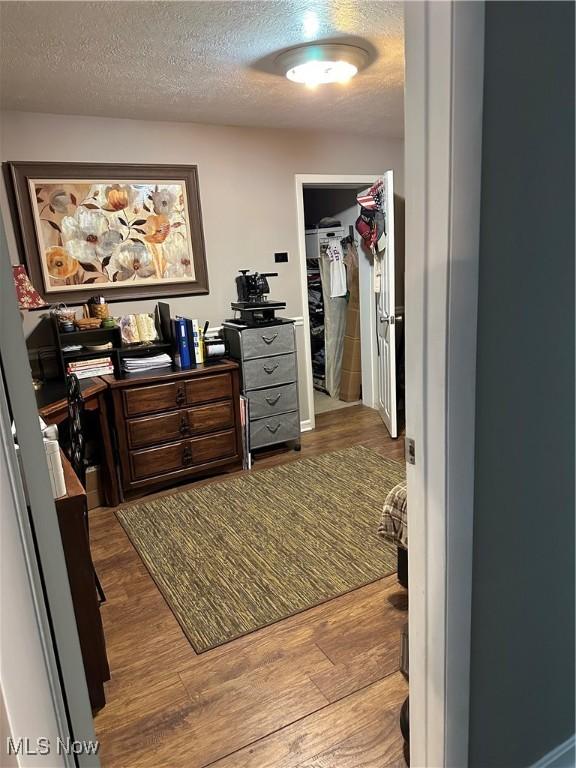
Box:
[250, 411, 300, 449]
[247, 383, 298, 420]
[243, 353, 297, 390]
[126, 401, 235, 449]
[123, 381, 184, 417]
[241, 324, 295, 360]
[130, 430, 237, 481]
[185, 372, 232, 404]
[123, 373, 232, 417]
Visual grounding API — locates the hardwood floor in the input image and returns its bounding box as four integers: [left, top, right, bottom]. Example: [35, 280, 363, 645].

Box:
[91, 405, 407, 768]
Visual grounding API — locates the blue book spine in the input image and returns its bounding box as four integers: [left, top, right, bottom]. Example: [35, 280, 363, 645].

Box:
[176, 318, 191, 368]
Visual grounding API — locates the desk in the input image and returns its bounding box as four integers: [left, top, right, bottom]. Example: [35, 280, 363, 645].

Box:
[36, 378, 121, 506]
[55, 450, 110, 710]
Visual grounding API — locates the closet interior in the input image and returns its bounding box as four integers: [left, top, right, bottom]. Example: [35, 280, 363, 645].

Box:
[303, 186, 365, 416]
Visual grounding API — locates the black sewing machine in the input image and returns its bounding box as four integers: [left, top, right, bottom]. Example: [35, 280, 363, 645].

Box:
[230, 270, 287, 326]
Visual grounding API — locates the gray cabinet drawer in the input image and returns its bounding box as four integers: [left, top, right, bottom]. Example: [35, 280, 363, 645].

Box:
[247, 383, 298, 420]
[250, 411, 300, 449]
[241, 324, 295, 360]
[243, 353, 297, 390]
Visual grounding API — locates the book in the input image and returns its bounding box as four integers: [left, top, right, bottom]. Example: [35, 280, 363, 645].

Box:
[192, 319, 204, 364]
[177, 316, 203, 365]
[68, 357, 112, 370]
[174, 317, 191, 369]
[178, 317, 196, 365]
[72, 366, 114, 380]
[118, 313, 158, 344]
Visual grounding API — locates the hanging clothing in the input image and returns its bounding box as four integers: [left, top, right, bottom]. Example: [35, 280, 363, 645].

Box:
[326, 238, 347, 298]
[319, 242, 347, 398]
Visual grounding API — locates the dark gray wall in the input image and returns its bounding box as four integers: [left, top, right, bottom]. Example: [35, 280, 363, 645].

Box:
[469, 3, 574, 766]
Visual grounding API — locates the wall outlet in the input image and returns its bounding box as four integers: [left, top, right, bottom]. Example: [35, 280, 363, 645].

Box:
[274, 252, 289, 263]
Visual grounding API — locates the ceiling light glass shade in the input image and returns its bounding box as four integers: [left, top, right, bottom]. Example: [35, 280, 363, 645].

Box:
[286, 60, 358, 85]
[276, 44, 368, 87]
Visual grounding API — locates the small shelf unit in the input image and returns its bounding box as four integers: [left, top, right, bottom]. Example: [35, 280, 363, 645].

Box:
[53, 317, 173, 380]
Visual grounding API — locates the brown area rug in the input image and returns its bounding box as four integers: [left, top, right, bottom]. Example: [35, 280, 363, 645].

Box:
[117, 446, 403, 652]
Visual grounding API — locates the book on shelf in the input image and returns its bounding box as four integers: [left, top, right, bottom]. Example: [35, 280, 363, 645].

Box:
[192, 319, 204, 364]
[67, 357, 112, 370]
[172, 318, 191, 369]
[174, 315, 207, 365]
[67, 355, 114, 379]
[68, 366, 114, 380]
[118, 313, 158, 344]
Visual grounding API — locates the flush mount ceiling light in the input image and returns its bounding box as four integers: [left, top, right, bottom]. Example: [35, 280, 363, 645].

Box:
[276, 44, 369, 87]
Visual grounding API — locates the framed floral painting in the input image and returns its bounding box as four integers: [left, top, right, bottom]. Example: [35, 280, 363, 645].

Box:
[5, 162, 209, 303]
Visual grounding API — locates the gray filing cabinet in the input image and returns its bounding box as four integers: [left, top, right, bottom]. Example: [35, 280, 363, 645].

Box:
[223, 321, 301, 453]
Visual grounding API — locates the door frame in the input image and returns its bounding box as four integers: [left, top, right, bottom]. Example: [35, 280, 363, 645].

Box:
[0, 2, 485, 763]
[294, 173, 380, 429]
[376, 169, 398, 438]
[0, 212, 100, 765]
[404, 2, 485, 766]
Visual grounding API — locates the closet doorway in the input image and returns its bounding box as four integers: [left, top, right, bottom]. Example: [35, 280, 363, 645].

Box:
[295, 174, 405, 434]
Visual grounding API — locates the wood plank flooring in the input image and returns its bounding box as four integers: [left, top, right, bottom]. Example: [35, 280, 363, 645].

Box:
[91, 405, 407, 768]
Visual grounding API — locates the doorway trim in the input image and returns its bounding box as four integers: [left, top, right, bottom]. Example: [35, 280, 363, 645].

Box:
[404, 2, 485, 766]
[294, 173, 380, 429]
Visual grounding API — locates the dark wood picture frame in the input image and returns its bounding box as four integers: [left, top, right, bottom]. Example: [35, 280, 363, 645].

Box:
[5, 161, 209, 304]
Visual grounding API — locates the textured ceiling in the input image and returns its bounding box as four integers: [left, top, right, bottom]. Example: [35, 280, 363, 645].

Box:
[0, 1, 405, 138]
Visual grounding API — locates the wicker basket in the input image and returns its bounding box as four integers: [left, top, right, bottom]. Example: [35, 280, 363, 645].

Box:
[75, 317, 102, 330]
[89, 303, 110, 320]
[52, 305, 77, 325]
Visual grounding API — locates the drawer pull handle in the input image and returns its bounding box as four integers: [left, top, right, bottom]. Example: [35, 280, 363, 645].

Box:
[266, 423, 281, 434]
[182, 447, 193, 465]
[176, 389, 186, 405]
[179, 415, 190, 434]
[266, 394, 281, 406]
[262, 333, 278, 345]
[263, 363, 279, 374]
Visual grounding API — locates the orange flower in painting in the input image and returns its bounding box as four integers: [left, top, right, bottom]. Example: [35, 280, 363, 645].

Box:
[105, 184, 133, 211]
[45, 247, 79, 279]
[144, 214, 171, 244]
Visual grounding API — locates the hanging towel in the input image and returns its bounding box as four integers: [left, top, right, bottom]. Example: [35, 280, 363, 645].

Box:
[326, 239, 347, 298]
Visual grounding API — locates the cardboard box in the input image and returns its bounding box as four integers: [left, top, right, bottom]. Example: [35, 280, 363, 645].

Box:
[342, 337, 361, 371]
[85, 465, 103, 510]
[345, 306, 361, 338]
[340, 337, 362, 401]
[340, 369, 361, 401]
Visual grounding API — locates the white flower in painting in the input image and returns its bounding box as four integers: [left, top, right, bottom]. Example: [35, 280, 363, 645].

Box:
[108, 241, 156, 281]
[163, 237, 193, 277]
[61, 207, 123, 265]
[151, 188, 176, 216]
[49, 189, 73, 213]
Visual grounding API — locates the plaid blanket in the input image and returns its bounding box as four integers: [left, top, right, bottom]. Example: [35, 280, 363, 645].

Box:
[378, 481, 408, 549]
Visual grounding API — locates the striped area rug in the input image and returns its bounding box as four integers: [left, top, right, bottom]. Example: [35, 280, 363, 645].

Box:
[117, 446, 404, 652]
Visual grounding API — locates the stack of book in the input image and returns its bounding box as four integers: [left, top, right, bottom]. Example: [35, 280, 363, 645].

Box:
[67, 357, 114, 379]
[172, 317, 206, 368]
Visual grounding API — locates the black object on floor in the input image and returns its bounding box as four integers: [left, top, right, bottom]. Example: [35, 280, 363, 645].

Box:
[398, 545, 408, 589]
[400, 695, 410, 765]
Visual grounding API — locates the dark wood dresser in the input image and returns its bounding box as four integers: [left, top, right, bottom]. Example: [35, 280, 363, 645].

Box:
[55, 451, 110, 710]
[102, 361, 243, 499]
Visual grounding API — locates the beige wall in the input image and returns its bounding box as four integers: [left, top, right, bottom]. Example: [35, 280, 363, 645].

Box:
[0, 111, 403, 324]
[0, 110, 403, 420]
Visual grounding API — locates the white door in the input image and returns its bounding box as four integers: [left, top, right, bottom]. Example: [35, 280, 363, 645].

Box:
[376, 170, 397, 437]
